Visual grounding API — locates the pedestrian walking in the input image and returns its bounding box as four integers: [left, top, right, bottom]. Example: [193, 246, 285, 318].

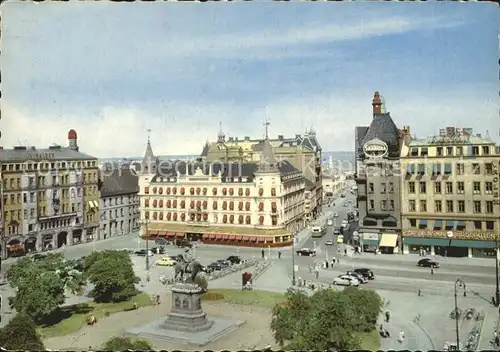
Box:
[278, 250, 281, 259]
[385, 311, 390, 323]
[398, 329, 405, 343]
[315, 269, 319, 280]
[430, 268, 434, 276]
[261, 249, 265, 259]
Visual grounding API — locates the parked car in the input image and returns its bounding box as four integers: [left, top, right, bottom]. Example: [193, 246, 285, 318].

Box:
[418, 258, 440, 268]
[325, 240, 334, 245]
[296, 248, 316, 256]
[155, 257, 177, 266]
[343, 202, 348, 207]
[134, 249, 153, 257]
[354, 268, 375, 280]
[216, 259, 231, 268]
[150, 246, 166, 255]
[175, 239, 193, 248]
[346, 271, 367, 283]
[340, 193, 346, 198]
[333, 230, 341, 236]
[333, 275, 360, 286]
[226, 256, 243, 264]
[326, 219, 334, 226]
[333, 212, 339, 217]
[207, 262, 223, 271]
[155, 238, 169, 245]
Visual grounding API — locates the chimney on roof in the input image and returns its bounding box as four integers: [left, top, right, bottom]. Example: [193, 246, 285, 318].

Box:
[244, 136, 250, 141]
[278, 135, 284, 140]
[372, 91, 382, 116]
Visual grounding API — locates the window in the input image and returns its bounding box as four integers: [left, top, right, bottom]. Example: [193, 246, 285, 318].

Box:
[380, 183, 386, 193]
[473, 182, 481, 194]
[472, 163, 480, 175]
[389, 200, 394, 210]
[474, 221, 482, 230]
[482, 146, 490, 155]
[369, 200, 374, 210]
[368, 183, 374, 193]
[446, 147, 453, 156]
[446, 200, 453, 213]
[381, 200, 387, 210]
[408, 200, 416, 212]
[435, 200, 442, 212]
[419, 200, 427, 212]
[408, 182, 415, 194]
[472, 146, 479, 155]
[486, 221, 495, 230]
[409, 219, 417, 228]
[457, 182, 465, 194]
[445, 182, 453, 194]
[388, 182, 394, 193]
[486, 201, 494, 214]
[419, 182, 426, 194]
[443, 164, 452, 176]
[420, 147, 428, 156]
[23, 193, 27, 203]
[456, 163, 464, 175]
[437, 147, 443, 156]
[457, 200, 465, 213]
[456, 146, 463, 156]
[417, 164, 426, 175]
[485, 163, 493, 175]
[410, 148, 418, 156]
[473, 201, 481, 213]
[486, 182, 493, 194]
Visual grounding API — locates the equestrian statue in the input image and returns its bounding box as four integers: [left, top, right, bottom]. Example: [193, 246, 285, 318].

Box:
[173, 247, 207, 291]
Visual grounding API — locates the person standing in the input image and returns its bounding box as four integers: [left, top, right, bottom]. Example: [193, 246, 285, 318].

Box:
[278, 250, 281, 259]
[261, 249, 265, 259]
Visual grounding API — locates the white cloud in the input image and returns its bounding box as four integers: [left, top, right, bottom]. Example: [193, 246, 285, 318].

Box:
[3, 88, 497, 157]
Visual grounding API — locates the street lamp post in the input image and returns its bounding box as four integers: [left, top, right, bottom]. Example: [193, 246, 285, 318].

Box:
[454, 278, 466, 349]
[291, 232, 296, 286]
[446, 230, 454, 258]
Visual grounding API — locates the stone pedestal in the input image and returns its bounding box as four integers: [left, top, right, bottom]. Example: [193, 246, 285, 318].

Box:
[160, 283, 213, 332]
[126, 283, 245, 346]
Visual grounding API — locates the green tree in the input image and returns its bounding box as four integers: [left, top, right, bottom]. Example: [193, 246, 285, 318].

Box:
[271, 288, 382, 350]
[0, 313, 45, 350]
[84, 250, 139, 303]
[102, 336, 152, 350]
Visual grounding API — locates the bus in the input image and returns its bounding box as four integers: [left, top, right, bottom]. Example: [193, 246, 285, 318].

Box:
[311, 225, 327, 238]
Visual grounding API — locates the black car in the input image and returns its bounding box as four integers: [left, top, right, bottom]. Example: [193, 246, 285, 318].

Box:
[296, 248, 316, 257]
[150, 246, 166, 255]
[354, 268, 375, 280]
[134, 249, 148, 256]
[207, 262, 223, 271]
[226, 256, 242, 264]
[175, 239, 193, 248]
[216, 259, 231, 268]
[418, 258, 440, 268]
[155, 238, 169, 245]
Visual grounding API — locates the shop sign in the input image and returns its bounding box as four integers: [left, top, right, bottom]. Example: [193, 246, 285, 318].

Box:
[363, 139, 388, 158]
[362, 233, 379, 241]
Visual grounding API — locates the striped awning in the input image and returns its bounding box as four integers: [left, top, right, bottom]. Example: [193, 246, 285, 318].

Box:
[228, 235, 236, 240]
[379, 233, 398, 248]
[234, 235, 243, 241]
[148, 230, 158, 236]
[175, 232, 185, 238]
[157, 231, 167, 237]
[209, 234, 217, 239]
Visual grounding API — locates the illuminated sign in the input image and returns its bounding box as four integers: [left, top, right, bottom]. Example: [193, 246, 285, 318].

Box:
[26, 153, 55, 160]
[363, 139, 388, 158]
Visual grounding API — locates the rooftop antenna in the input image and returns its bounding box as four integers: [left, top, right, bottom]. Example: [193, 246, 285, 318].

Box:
[147, 129, 151, 144]
[485, 129, 490, 140]
[263, 118, 270, 139]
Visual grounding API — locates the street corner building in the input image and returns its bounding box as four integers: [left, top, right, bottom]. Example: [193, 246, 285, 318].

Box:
[399, 127, 500, 258]
[199, 123, 323, 222]
[99, 163, 140, 240]
[0, 129, 101, 258]
[137, 129, 307, 247]
[354, 92, 403, 254]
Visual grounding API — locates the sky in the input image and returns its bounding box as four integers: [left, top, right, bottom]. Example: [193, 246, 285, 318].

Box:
[1, 2, 498, 157]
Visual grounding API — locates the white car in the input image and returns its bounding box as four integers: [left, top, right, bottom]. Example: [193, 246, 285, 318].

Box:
[333, 212, 339, 217]
[333, 275, 360, 287]
[325, 240, 334, 245]
[346, 271, 367, 284]
[326, 219, 333, 226]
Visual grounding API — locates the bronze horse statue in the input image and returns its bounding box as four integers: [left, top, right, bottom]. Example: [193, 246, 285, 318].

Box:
[174, 257, 204, 283]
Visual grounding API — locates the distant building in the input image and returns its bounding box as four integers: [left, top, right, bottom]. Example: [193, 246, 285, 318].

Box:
[322, 172, 347, 198]
[138, 127, 306, 246]
[99, 167, 140, 239]
[355, 92, 402, 254]
[400, 129, 500, 258]
[0, 130, 100, 258]
[200, 124, 322, 223]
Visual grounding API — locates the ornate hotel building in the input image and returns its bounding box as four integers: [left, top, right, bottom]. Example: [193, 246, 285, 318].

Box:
[138, 131, 306, 247]
[400, 128, 500, 258]
[200, 126, 322, 223]
[0, 130, 100, 258]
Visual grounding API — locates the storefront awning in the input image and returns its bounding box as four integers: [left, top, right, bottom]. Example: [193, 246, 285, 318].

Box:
[202, 234, 211, 239]
[221, 234, 229, 240]
[456, 221, 466, 228]
[149, 230, 158, 236]
[265, 237, 273, 242]
[249, 236, 257, 242]
[234, 235, 243, 241]
[215, 234, 223, 240]
[419, 220, 427, 226]
[434, 220, 442, 229]
[209, 234, 217, 239]
[228, 235, 236, 240]
[175, 232, 185, 238]
[379, 233, 398, 248]
[257, 237, 265, 242]
[445, 220, 455, 228]
[157, 231, 166, 237]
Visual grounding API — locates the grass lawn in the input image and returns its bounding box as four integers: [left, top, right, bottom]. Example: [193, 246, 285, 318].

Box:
[357, 330, 381, 351]
[204, 289, 285, 308]
[38, 292, 152, 338]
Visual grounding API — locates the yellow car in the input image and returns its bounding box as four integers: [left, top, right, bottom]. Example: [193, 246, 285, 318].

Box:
[337, 235, 344, 244]
[155, 257, 176, 266]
